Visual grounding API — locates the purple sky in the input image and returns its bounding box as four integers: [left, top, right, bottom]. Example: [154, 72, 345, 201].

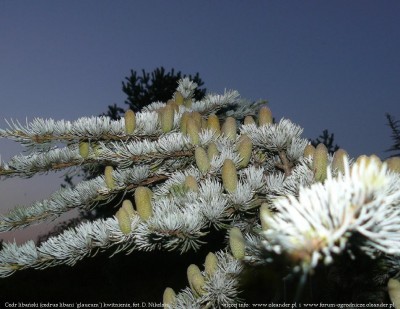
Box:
[1, 1, 399, 243]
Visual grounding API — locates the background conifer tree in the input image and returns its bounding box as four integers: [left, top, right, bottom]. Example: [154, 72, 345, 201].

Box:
[311, 129, 340, 155]
[386, 113, 400, 157]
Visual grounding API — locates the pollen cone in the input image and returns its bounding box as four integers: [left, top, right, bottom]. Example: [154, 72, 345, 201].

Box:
[104, 166, 115, 189]
[229, 227, 245, 260]
[195, 147, 210, 174]
[207, 114, 221, 135]
[79, 141, 90, 159]
[313, 143, 328, 182]
[124, 109, 136, 134]
[237, 134, 252, 168]
[222, 159, 238, 193]
[205, 252, 218, 276]
[332, 149, 348, 174]
[258, 106, 273, 126]
[222, 117, 237, 141]
[135, 186, 153, 220]
[115, 207, 131, 235]
[163, 287, 176, 308]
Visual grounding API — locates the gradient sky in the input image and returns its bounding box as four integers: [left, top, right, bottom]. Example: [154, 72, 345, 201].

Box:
[1, 1, 399, 243]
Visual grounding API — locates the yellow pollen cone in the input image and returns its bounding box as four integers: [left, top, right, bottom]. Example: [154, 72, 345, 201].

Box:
[388, 278, 400, 308]
[167, 100, 179, 112]
[244, 115, 255, 125]
[229, 227, 245, 260]
[313, 143, 328, 182]
[385, 157, 400, 173]
[135, 186, 153, 221]
[79, 141, 90, 159]
[222, 117, 237, 141]
[160, 104, 175, 133]
[207, 114, 221, 135]
[121, 200, 135, 217]
[356, 154, 382, 169]
[222, 159, 238, 193]
[303, 144, 315, 158]
[258, 106, 273, 126]
[163, 287, 176, 307]
[115, 208, 131, 235]
[191, 112, 202, 129]
[174, 91, 184, 105]
[187, 118, 200, 145]
[104, 166, 115, 189]
[207, 142, 219, 161]
[195, 147, 210, 174]
[237, 134, 253, 168]
[187, 264, 205, 296]
[180, 112, 190, 134]
[184, 175, 199, 192]
[260, 203, 272, 231]
[205, 252, 218, 276]
[332, 149, 349, 174]
[124, 109, 136, 134]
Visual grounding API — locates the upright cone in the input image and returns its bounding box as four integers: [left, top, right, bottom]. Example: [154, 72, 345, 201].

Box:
[388, 278, 400, 308]
[260, 203, 272, 231]
[205, 252, 218, 276]
[191, 112, 202, 129]
[104, 166, 115, 190]
[124, 109, 136, 134]
[121, 200, 135, 217]
[258, 106, 273, 126]
[79, 141, 90, 159]
[332, 149, 348, 174]
[195, 147, 210, 174]
[180, 112, 190, 134]
[222, 159, 238, 193]
[135, 186, 153, 220]
[313, 143, 328, 182]
[187, 264, 205, 296]
[244, 115, 255, 125]
[187, 118, 200, 145]
[184, 175, 199, 192]
[386, 157, 400, 173]
[115, 207, 131, 235]
[222, 117, 237, 141]
[229, 227, 245, 260]
[303, 144, 315, 158]
[207, 142, 219, 161]
[237, 134, 253, 168]
[160, 104, 175, 133]
[163, 287, 176, 308]
[174, 91, 184, 105]
[207, 114, 221, 135]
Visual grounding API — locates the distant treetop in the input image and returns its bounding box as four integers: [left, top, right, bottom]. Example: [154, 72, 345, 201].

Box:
[122, 67, 206, 113]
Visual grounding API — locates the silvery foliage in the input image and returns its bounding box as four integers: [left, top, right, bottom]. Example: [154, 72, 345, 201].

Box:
[241, 118, 305, 152]
[174, 250, 243, 309]
[0, 216, 140, 277]
[0, 165, 150, 232]
[2, 78, 399, 305]
[260, 158, 400, 272]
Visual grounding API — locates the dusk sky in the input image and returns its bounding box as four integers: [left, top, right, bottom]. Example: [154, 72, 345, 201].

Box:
[0, 1, 399, 243]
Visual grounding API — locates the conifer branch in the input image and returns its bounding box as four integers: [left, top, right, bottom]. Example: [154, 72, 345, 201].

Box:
[1, 78, 399, 304]
[0, 166, 154, 232]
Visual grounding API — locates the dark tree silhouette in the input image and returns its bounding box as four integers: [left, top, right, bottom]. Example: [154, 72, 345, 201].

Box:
[122, 67, 206, 113]
[386, 113, 400, 158]
[311, 129, 340, 155]
[101, 103, 125, 120]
